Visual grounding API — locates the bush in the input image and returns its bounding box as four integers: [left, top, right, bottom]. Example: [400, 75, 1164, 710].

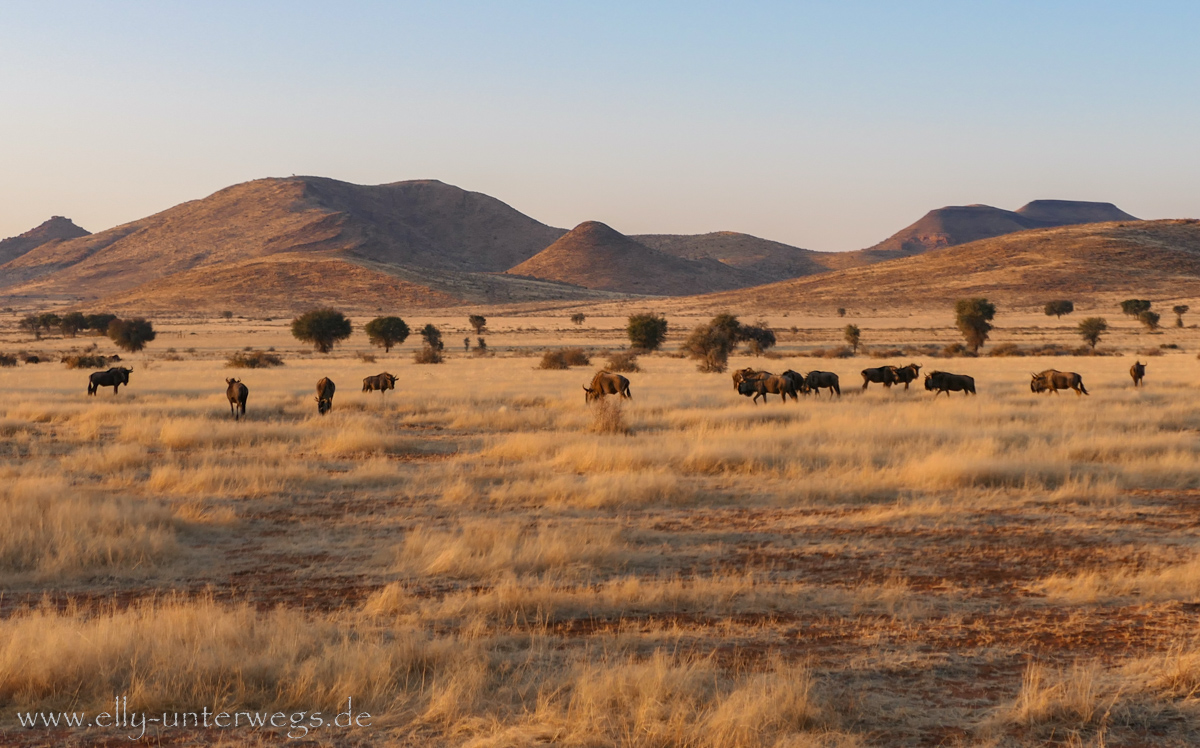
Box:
[1137, 347, 1165, 357]
[357, 352, 377, 363]
[627, 313, 668, 351]
[363, 316, 410, 353]
[604, 351, 640, 372]
[415, 324, 445, 364]
[988, 343, 1025, 357]
[570, 313, 586, 325]
[473, 337, 489, 356]
[21, 354, 40, 364]
[107, 318, 157, 353]
[413, 346, 443, 364]
[291, 309, 352, 353]
[1077, 317, 1109, 349]
[869, 348, 904, 358]
[954, 298, 996, 352]
[562, 348, 590, 366]
[468, 314, 487, 334]
[61, 354, 116, 369]
[0, 353, 16, 367]
[941, 343, 975, 357]
[1043, 300, 1074, 318]
[590, 397, 631, 435]
[538, 348, 590, 369]
[226, 350, 284, 368]
[683, 322, 736, 372]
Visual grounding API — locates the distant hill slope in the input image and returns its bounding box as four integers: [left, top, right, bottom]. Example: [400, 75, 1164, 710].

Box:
[632, 231, 834, 283]
[685, 220, 1200, 312]
[0, 216, 89, 265]
[0, 177, 566, 297]
[507, 221, 752, 295]
[825, 200, 1141, 270]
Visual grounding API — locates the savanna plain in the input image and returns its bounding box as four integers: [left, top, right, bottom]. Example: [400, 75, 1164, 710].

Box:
[3, 311, 1200, 747]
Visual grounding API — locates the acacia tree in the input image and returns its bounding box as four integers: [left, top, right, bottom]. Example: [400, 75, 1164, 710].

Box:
[739, 320, 776, 355]
[107, 318, 157, 353]
[570, 313, 586, 325]
[291, 309, 352, 353]
[1173, 304, 1190, 328]
[844, 324, 861, 354]
[1043, 300, 1074, 319]
[627, 313, 668, 351]
[1120, 299, 1151, 318]
[954, 298, 997, 353]
[59, 312, 87, 337]
[1077, 317, 1108, 349]
[468, 314, 487, 335]
[683, 320, 737, 373]
[1139, 310, 1161, 331]
[364, 316, 410, 353]
[414, 323, 445, 364]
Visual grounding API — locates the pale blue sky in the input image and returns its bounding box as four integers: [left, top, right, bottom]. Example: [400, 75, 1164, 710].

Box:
[1, 1, 1197, 251]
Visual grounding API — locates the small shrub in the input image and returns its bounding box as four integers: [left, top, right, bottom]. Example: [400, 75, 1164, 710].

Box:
[61, 354, 115, 369]
[605, 351, 640, 372]
[988, 343, 1025, 357]
[357, 352, 377, 363]
[414, 346, 443, 364]
[816, 346, 852, 359]
[627, 313, 669, 351]
[539, 351, 569, 370]
[869, 348, 904, 359]
[226, 350, 284, 368]
[570, 313, 586, 325]
[562, 348, 590, 366]
[941, 343, 975, 358]
[22, 355, 40, 364]
[590, 398, 631, 435]
[0, 353, 17, 367]
[1161, 343, 1180, 350]
[1137, 347, 1165, 357]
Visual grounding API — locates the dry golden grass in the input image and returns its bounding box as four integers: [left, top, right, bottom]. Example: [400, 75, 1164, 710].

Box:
[3, 315, 1200, 745]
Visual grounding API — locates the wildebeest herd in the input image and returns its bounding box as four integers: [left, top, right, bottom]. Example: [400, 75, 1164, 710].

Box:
[80, 359, 1148, 418]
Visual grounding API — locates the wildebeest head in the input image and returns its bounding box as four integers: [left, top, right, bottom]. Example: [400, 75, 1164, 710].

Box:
[736, 380, 759, 397]
[115, 367, 132, 384]
[316, 396, 332, 415]
[226, 377, 240, 387]
[1030, 373, 1047, 393]
[924, 374, 934, 391]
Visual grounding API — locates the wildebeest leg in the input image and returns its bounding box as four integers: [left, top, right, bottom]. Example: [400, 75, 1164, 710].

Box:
[113, 384, 119, 395]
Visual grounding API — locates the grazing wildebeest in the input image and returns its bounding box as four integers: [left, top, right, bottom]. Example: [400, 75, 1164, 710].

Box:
[924, 371, 976, 397]
[1130, 361, 1146, 387]
[890, 363, 923, 390]
[805, 371, 840, 397]
[860, 366, 897, 390]
[1031, 369, 1089, 396]
[737, 374, 795, 404]
[87, 366, 132, 396]
[584, 370, 632, 403]
[362, 372, 397, 394]
[781, 370, 809, 395]
[732, 368, 769, 390]
[316, 377, 336, 415]
[225, 378, 248, 420]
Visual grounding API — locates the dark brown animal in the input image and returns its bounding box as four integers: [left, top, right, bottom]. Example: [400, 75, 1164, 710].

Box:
[860, 366, 897, 390]
[362, 372, 397, 394]
[780, 370, 809, 394]
[1031, 369, 1089, 396]
[87, 366, 132, 396]
[225, 378, 248, 420]
[924, 371, 975, 397]
[804, 371, 840, 397]
[1130, 361, 1146, 387]
[584, 371, 631, 403]
[316, 377, 336, 415]
[737, 374, 795, 404]
[890, 363, 923, 390]
[732, 368, 770, 389]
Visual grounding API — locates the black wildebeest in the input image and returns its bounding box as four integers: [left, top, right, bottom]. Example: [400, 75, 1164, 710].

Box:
[732, 367, 769, 390]
[924, 371, 976, 397]
[781, 370, 810, 395]
[805, 371, 841, 397]
[1130, 361, 1146, 387]
[584, 371, 631, 403]
[226, 378, 248, 420]
[737, 374, 796, 404]
[87, 366, 132, 396]
[316, 377, 336, 415]
[890, 363, 922, 390]
[1031, 369, 1089, 396]
[860, 366, 897, 390]
[362, 372, 397, 395]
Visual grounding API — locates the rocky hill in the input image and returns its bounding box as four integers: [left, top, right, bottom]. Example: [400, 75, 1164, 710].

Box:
[0, 216, 90, 265]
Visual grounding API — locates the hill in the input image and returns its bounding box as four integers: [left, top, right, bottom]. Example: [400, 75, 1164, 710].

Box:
[507, 221, 752, 295]
[0, 216, 89, 265]
[826, 200, 1141, 270]
[0, 177, 566, 298]
[684, 219, 1200, 313]
[632, 231, 835, 283]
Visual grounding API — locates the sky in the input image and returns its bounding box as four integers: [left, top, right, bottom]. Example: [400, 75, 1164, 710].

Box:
[1, 1, 1198, 252]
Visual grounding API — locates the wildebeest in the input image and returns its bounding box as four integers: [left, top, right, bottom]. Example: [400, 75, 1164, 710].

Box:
[316, 377, 336, 415]
[226, 378, 248, 420]
[584, 370, 632, 403]
[780, 370, 809, 395]
[860, 366, 897, 390]
[732, 368, 769, 390]
[805, 371, 840, 397]
[1130, 361, 1146, 387]
[737, 374, 796, 404]
[87, 366, 132, 396]
[362, 372, 397, 394]
[890, 363, 923, 390]
[924, 371, 976, 397]
[1031, 369, 1089, 396]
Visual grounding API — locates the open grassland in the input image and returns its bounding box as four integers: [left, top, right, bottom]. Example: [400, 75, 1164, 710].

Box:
[2, 316, 1200, 746]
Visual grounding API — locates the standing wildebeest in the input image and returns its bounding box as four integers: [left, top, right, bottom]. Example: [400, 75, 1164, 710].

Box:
[362, 372, 397, 395]
[584, 371, 632, 403]
[1130, 361, 1146, 387]
[732, 368, 769, 390]
[860, 366, 897, 390]
[316, 377, 336, 415]
[737, 374, 796, 404]
[924, 371, 976, 397]
[1031, 369, 1089, 396]
[226, 378, 248, 420]
[805, 371, 841, 397]
[781, 370, 810, 395]
[87, 366, 132, 396]
[890, 363, 922, 390]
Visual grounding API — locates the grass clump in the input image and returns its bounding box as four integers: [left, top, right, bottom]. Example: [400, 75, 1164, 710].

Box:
[604, 350, 640, 372]
[540, 348, 591, 370]
[226, 350, 284, 368]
